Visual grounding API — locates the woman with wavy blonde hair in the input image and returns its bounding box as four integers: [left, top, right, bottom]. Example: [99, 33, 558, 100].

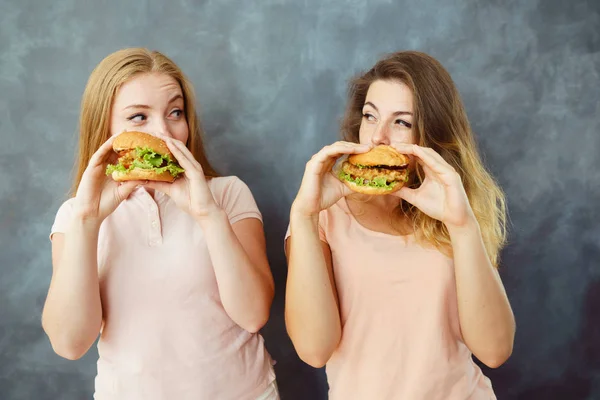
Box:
[42, 48, 278, 399]
[285, 51, 515, 399]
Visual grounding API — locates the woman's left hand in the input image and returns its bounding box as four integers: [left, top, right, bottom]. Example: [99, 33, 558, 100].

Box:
[144, 137, 221, 222]
[391, 143, 475, 230]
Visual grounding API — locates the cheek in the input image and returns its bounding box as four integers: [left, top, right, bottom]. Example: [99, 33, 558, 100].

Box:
[109, 116, 125, 137]
[358, 121, 372, 144]
[391, 129, 416, 145]
[171, 119, 189, 143]
[110, 114, 126, 136]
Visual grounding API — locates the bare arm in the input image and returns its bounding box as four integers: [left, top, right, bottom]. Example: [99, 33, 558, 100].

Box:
[449, 220, 515, 368]
[41, 135, 140, 360]
[283, 141, 371, 368]
[284, 208, 341, 368]
[199, 212, 274, 333]
[143, 139, 274, 333]
[391, 143, 515, 369]
[41, 218, 103, 360]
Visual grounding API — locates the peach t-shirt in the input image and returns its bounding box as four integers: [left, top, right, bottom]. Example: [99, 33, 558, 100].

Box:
[50, 176, 275, 400]
[286, 198, 496, 400]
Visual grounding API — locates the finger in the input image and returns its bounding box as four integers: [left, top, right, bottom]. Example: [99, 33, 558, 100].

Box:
[396, 144, 454, 178]
[395, 186, 418, 205]
[166, 138, 204, 180]
[89, 136, 117, 168]
[339, 181, 354, 197]
[320, 141, 372, 157]
[390, 142, 417, 155]
[143, 181, 172, 196]
[164, 138, 203, 175]
[311, 142, 371, 170]
[419, 146, 455, 169]
[116, 181, 143, 201]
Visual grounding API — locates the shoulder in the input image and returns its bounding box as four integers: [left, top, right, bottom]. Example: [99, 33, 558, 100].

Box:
[49, 196, 78, 239]
[208, 175, 251, 194]
[53, 196, 78, 217]
[208, 176, 262, 223]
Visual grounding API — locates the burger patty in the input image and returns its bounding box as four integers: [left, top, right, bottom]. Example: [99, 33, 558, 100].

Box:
[342, 161, 408, 182]
[117, 150, 168, 169]
[117, 150, 137, 168]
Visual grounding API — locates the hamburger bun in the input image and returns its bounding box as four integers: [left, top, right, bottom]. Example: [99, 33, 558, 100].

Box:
[338, 145, 409, 195]
[111, 168, 176, 183]
[341, 180, 405, 195]
[106, 131, 184, 182]
[347, 145, 409, 167]
[113, 131, 173, 158]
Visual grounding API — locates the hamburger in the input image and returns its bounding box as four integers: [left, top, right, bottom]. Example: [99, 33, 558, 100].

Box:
[338, 145, 409, 195]
[106, 131, 185, 182]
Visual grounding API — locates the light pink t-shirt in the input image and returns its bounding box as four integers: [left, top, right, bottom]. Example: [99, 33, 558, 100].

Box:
[286, 198, 496, 400]
[50, 176, 275, 400]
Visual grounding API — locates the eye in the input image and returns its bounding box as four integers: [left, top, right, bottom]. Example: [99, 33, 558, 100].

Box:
[362, 113, 376, 122]
[395, 119, 412, 128]
[127, 113, 146, 123]
[170, 109, 184, 118]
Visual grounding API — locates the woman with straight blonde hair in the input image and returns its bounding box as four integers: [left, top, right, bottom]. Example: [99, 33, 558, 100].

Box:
[42, 48, 279, 399]
[285, 51, 515, 399]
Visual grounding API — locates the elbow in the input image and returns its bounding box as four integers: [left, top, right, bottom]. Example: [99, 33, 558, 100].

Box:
[291, 339, 336, 368]
[298, 351, 330, 368]
[244, 318, 268, 334]
[477, 342, 514, 369]
[54, 346, 86, 361]
[47, 337, 89, 360]
[285, 327, 340, 368]
[242, 308, 271, 334]
[471, 320, 516, 369]
[42, 324, 92, 361]
[480, 351, 511, 369]
[242, 291, 274, 333]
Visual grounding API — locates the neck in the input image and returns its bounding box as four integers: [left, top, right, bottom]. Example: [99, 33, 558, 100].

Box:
[346, 194, 415, 236]
[365, 194, 402, 211]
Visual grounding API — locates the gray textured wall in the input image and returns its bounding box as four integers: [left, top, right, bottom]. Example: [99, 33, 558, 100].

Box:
[1, 0, 599, 399]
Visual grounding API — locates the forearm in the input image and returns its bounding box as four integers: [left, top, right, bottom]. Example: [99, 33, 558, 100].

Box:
[198, 210, 273, 333]
[449, 219, 515, 367]
[285, 208, 341, 367]
[42, 218, 103, 359]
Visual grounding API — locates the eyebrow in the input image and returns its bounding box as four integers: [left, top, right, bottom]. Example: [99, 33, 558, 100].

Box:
[364, 101, 413, 116]
[123, 94, 184, 111]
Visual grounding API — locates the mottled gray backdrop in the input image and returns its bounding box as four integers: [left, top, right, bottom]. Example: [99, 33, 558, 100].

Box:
[1, 0, 599, 399]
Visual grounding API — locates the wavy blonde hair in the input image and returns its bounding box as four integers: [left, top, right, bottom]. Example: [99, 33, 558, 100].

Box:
[341, 51, 507, 267]
[70, 48, 218, 195]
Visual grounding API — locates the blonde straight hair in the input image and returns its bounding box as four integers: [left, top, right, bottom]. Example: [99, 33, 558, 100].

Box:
[70, 48, 218, 195]
[341, 51, 507, 267]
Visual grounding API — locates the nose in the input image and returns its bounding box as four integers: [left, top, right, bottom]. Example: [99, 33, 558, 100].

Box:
[371, 122, 390, 146]
[149, 118, 173, 139]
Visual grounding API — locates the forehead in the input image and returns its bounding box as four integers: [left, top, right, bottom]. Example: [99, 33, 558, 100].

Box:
[113, 73, 182, 107]
[365, 80, 413, 111]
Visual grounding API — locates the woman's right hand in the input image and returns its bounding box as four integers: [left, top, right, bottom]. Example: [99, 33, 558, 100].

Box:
[292, 141, 372, 217]
[73, 135, 141, 224]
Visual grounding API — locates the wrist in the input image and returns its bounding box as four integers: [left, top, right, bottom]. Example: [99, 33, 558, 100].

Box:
[194, 207, 228, 229]
[69, 213, 102, 235]
[446, 214, 480, 238]
[290, 200, 320, 221]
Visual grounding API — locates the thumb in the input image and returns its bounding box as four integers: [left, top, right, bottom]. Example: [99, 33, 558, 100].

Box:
[395, 186, 417, 205]
[143, 181, 172, 196]
[340, 182, 354, 198]
[116, 181, 143, 201]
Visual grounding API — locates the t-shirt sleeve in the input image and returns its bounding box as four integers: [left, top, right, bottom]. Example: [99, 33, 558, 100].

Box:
[218, 176, 263, 225]
[49, 197, 77, 240]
